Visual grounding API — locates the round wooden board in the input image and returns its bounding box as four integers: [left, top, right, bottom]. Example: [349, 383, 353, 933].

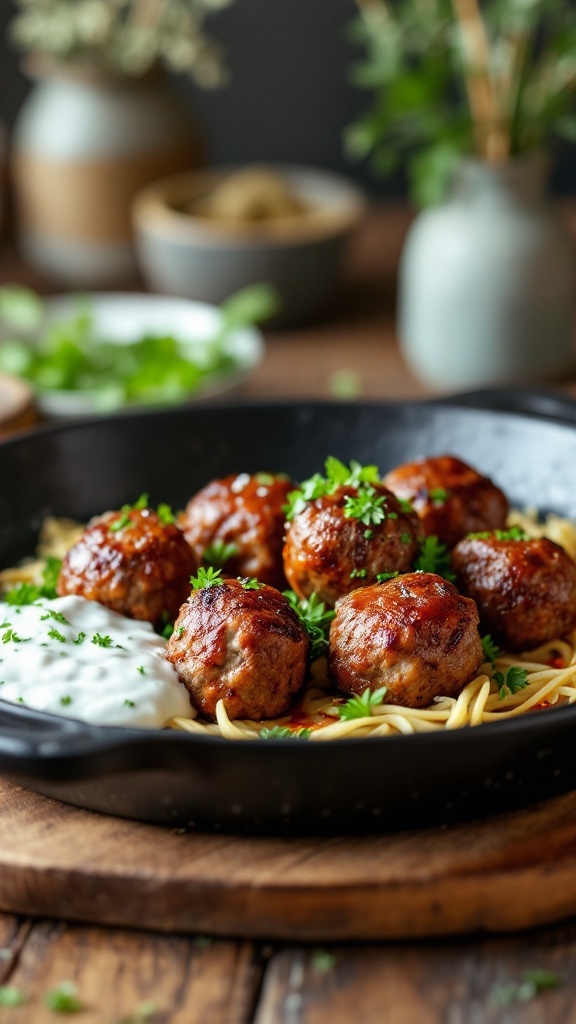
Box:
[3, 779, 576, 940]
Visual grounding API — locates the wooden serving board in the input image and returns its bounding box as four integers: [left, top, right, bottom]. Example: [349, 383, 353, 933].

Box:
[2, 778, 576, 941]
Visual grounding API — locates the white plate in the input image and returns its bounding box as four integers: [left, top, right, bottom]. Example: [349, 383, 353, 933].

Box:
[33, 292, 264, 417]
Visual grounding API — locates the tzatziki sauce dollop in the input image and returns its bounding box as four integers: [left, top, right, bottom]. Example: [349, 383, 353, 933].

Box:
[0, 595, 193, 728]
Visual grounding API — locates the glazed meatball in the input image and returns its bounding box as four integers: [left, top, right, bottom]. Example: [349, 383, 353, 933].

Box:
[57, 507, 197, 626]
[384, 455, 508, 548]
[283, 483, 421, 607]
[452, 534, 576, 651]
[165, 578, 309, 720]
[179, 472, 294, 589]
[329, 572, 482, 708]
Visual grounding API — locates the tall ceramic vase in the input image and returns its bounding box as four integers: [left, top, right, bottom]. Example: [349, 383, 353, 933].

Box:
[12, 60, 202, 286]
[398, 157, 576, 390]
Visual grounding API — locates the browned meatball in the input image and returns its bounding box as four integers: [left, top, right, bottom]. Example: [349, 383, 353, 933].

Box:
[384, 455, 508, 548]
[452, 534, 576, 651]
[165, 578, 309, 720]
[57, 507, 197, 626]
[329, 573, 483, 708]
[179, 472, 294, 589]
[283, 483, 421, 607]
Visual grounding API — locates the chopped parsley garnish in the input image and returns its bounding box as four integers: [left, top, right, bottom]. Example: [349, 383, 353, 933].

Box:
[47, 628, 66, 643]
[338, 686, 387, 720]
[350, 568, 367, 579]
[414, 535, 456, 582]
[74, 632, 86, 645]
[283, 591, 336, 661]
[161, 622, 174, 639]
[91, 633, 113, 648]
[124, 699, 136, 708]
[376, 571, 399, 583]
[490, 968, 561, 1006]
[190, 566, 224, 590]
[364, 529, 373, 540]
[137, 665, 145, 674]
[343, 486, 388, 526]
[156, 502, 175, 525]
[44, 981, 84, 1013]
[311, 950, 337, 973]
[398, 498, 414, 513]
[481, 634, 500, 666]
[5, 556, 62, 605]
[495, 666, 529, 700]
[60, 695, 73, 706]
[201, 540, 238, 568]
[284, 457, 380, 520]
[468, 526, 528, 542]
[400, 533, 411, 544]
[259, 726, 312, 740]
[41, 609, 70, 625]
[110, 494, 176, 532]
[238, 577, 263, 590]
[428, 487, 450, 505]
[2, 629, 31, 643]
[0, 985, 27, 1007]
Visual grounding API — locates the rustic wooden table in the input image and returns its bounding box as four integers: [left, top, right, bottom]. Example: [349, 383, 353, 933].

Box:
[2, 208, 576, 1023]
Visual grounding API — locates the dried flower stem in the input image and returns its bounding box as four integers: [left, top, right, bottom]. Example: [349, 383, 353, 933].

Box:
[450, 0, 509, 161]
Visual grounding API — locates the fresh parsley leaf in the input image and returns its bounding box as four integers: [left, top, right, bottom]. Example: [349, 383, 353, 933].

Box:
[0, 985, 27, 1007]
[495, 666, 529, 700]
[156, 502, 175, 525]
[468, 526, 528, 542]
[283, 591, 336, 662]
[311, 950, 337, 973]
[137, 665, 145, 674]
[74, 632, 86, 645]
[376, 571, 399, 583]
[398, 498, 414, 513]
[428, 487, 450, 505]
[91, 633, 113, 648]
[190, 567, 224, 590]
[47, 628, 66, 643]
[343, 485, 387, 526]
[109, 494, 150, 533]
[60, 695, 73, 706]
[338, 686, 388, 720]
[161, 622, 174, 639]
[124, 699, 136, 708]
[259, 726, 311, 739]
[481, 634, 500, 666]
[364, 529, 373, 540]
[41, 609, 70, 625]
[350, 568, 367, 579]
[44, 981, 84, 1013]
[490, 968, 561, 1006]
[284, 458, 382, 520]
[414, 535, 456, 582]
[2, 629, 31, 643]
[5, 556, 62, 605]
[202, 540, 238, 568]
[237, 577, 262, 590]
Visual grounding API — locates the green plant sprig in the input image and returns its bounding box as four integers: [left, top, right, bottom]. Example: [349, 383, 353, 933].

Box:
[284, 457, 381, 521]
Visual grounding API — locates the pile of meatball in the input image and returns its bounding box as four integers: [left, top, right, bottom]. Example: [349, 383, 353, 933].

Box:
[56, 456, 576, 726]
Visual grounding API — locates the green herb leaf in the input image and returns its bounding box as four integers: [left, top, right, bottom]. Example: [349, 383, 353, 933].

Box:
[284, 458, 381, 521]
[259, 726, 311, 740]
[5, 556, 62, 605]
[157, 503, 175, 525]
[310, 950, 337, 973]
[338, 686, 387, 721]
[428, 487, 450, 505]
[481, 634, 500, 666]
[44, 981, 84, 1013]
[91, 633, 113, 648]
[48, 628, 66, 643]
[124, 699, 136, 708]
[190, 566, 224, 590]
[0, 985, 27, 1007]
[283, 590, 336, 662]
[201, 540, 238, 568]
[376, 571, 400, 583]
[349, 567, 367, 579]
[41, 609, 70, 625]
[490, 968, 561, 1006]
[414, 536, 456, 582]
[74, 632, 86, 645]
[495, 666, 529, 700]
[468, 527, 528, 542]
[2, 628, 31, 643]
[60, 695, 73, 706]
[238, 577, 262, 590]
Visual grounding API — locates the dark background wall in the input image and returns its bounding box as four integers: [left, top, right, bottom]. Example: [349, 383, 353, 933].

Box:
[0, 0, 575, 197]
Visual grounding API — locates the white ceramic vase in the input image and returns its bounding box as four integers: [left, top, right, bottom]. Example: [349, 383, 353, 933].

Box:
[12, 60, 202, 287]
[398, 157, 576, 390]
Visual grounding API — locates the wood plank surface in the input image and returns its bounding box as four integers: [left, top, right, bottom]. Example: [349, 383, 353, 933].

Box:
[0, 922, 262, 1023]
[4, 779, 576, 940]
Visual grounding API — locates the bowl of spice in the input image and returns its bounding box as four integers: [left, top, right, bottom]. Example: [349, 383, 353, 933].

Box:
[131, 164, 367, 327]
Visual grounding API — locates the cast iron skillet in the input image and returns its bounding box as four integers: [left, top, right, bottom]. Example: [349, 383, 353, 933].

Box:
[1, 392, 576, 834]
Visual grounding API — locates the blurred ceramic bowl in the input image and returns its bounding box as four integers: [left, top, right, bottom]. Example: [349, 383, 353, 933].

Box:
[29, 292, 264, 418]
[131, 165, 367, 327]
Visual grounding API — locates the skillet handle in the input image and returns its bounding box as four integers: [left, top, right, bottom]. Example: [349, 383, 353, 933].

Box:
[444, 387, 576, 424]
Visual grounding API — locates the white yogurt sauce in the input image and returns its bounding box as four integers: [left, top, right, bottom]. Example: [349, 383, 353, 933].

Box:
[0, 595, 194, 729]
